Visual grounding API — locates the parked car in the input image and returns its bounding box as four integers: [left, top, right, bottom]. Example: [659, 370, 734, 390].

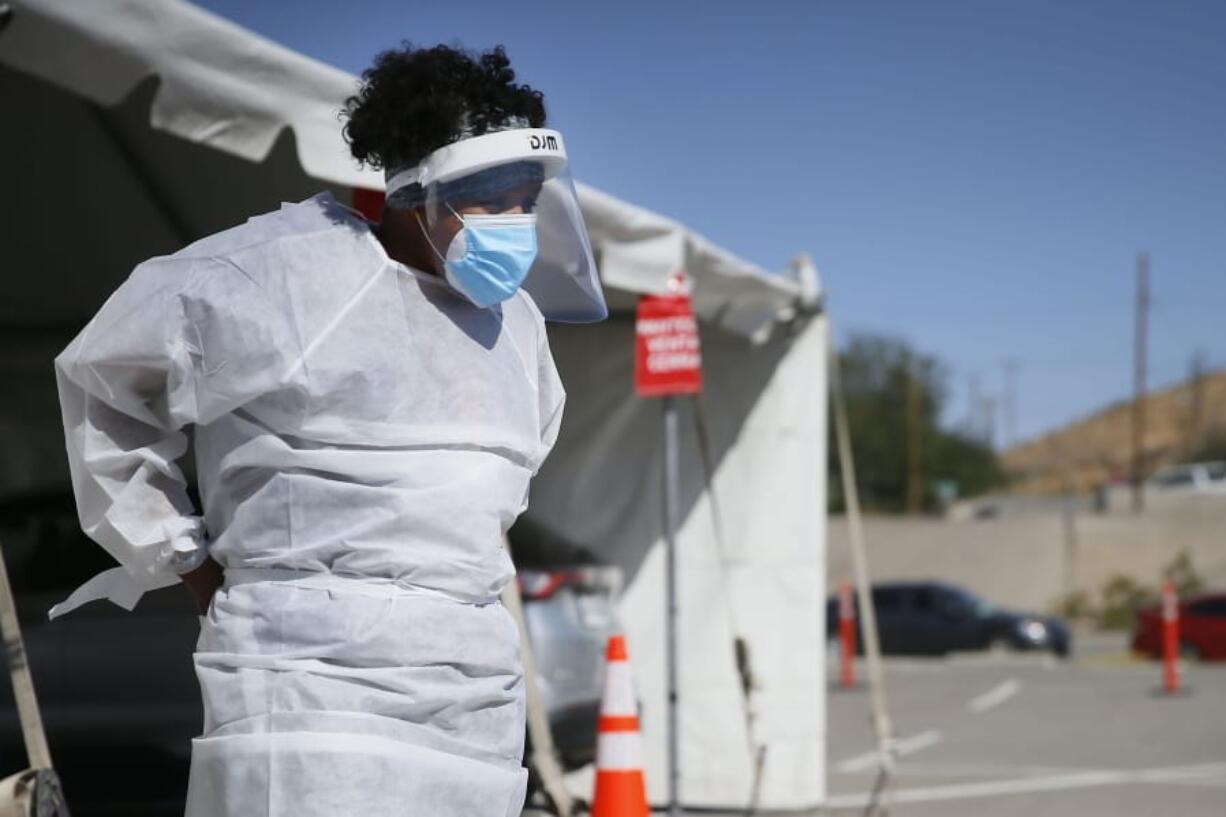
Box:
[1147, 461, 1226, 495]
[0, 494, 616, 815]
[1131, 592, 1226, 661]
[826, 581, 1071, 658]
[507, 517, 620, 771]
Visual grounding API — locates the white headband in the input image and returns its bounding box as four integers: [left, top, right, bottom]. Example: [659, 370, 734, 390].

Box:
[384, 128, 568, 200]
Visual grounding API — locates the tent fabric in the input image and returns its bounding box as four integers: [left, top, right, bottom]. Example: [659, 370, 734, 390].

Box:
[578, 184, 817, 339]
[0, 0, 376, 188]
[1, 0, 828, 808]
[536, 316, 827, 808]
[0, 0, 815, 340]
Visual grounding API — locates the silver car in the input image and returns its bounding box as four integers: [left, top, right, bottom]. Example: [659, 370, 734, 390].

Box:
[509, 520, 621, 769]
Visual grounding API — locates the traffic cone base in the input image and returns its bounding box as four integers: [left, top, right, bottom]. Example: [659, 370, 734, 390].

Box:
[593, 768, 650, 817]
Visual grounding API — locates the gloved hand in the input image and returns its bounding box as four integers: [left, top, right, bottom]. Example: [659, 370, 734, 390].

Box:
[181, 557, 225, 615]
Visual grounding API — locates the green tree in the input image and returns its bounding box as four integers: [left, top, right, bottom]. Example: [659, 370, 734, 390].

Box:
[1185, 427, 1226, 463]
[829, 332, 1005, 513]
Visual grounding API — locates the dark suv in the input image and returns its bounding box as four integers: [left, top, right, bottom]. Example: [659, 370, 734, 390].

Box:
[827, 580, 1070, 658]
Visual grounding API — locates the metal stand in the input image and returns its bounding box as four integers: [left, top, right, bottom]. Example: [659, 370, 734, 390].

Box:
[663, 396, 681, 817]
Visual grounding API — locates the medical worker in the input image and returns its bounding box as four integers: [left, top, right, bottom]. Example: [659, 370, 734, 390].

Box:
[51, 44, 606, 816]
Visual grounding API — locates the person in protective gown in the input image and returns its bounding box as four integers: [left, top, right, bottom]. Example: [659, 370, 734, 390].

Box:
[50, 44, 606, 816]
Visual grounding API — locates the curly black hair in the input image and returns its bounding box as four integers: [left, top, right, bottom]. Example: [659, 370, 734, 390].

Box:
[342, 44, 547, 172]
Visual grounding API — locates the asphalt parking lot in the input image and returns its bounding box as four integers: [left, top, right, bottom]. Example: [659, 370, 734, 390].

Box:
[823, 633, 1226, 816]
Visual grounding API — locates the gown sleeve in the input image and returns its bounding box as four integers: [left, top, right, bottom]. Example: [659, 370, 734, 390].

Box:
[49, 256, 207, 619]
[536, 324, 567, 458]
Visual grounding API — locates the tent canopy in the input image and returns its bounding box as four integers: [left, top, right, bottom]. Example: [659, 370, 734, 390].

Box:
[1, 0, 828, 808]
[0, 0, 818, 339]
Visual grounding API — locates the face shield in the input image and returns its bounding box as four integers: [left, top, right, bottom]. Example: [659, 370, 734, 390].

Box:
[384, 128, 608, 322]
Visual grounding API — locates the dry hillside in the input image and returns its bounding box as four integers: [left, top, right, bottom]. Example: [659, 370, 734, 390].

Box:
[1003, 368, 1226, 495]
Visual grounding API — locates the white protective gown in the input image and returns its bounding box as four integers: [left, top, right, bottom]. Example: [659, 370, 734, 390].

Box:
[53, 192, 566, 816]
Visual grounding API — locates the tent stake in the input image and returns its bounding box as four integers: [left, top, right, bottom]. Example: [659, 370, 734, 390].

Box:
[826, 321, 897, 816]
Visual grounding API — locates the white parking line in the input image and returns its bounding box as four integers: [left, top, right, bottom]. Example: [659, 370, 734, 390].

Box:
[835, 749, 887, 774]
[893, 762, 1115, 779]
[1135, 762, 1226, 786]
[967, 678, 1021, 713]
[835, 729, 944, 773]
[824, 761, 1226, 809]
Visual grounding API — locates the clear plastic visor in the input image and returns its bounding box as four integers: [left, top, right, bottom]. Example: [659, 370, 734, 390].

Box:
[417, 162, 607, 323]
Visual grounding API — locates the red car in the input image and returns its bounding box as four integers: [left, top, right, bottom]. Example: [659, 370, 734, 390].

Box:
[1132, 593, 1226, 661]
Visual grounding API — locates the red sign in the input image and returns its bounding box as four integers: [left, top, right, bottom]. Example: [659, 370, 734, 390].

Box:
[635, 292, 703, 396]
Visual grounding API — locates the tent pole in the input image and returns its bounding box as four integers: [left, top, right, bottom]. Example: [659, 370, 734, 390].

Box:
[826, 321, 896, 816]
[87, 103, 195, 247]
[663, 395, 682, 817]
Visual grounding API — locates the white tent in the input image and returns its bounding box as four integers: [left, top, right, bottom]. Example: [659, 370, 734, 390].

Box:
[0, 0, 828, 809]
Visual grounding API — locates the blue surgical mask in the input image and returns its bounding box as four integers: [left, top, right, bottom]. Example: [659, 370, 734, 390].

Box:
[438, 213, 538, 308]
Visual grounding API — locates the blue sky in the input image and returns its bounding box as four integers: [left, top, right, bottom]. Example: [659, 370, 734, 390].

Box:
[195, 0, 1226, 445]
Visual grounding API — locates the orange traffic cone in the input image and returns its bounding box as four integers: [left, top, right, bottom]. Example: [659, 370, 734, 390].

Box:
[592, 635, 650, 817]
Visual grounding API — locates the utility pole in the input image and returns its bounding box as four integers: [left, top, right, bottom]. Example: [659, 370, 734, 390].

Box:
[967, 374, 982, 439]
[906, 362, 923, 514]
[1131, 251, 1150, 514]
[982, 396, 998, 450]
[1002, 359, 1019, 449]
[1060, 471, 1079, 602]
[1186, 349, 1208, 451]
